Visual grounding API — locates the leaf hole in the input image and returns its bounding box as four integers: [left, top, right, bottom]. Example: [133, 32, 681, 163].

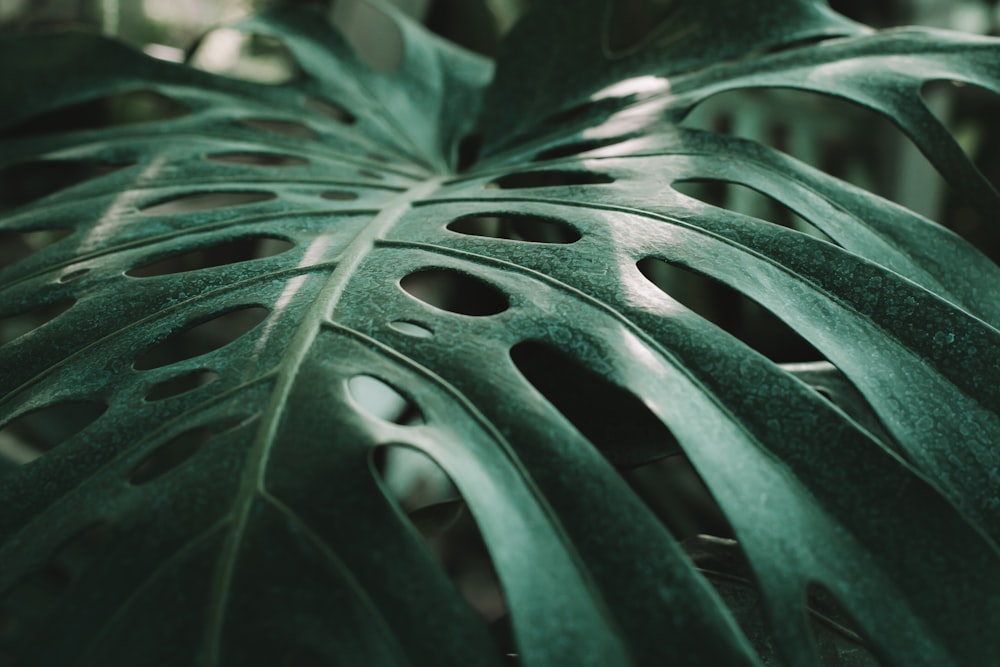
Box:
[189, 30, 299, 85]
[0, 160, 128, 211]
[129, 426, 213, 485]
[0, 90, 189, 138]
[139, 191, 276, 216]
[487, 170, 615, 189]
[805, 581, 881, 666]
[321, 190, 359, 201]
[206, 152, 308, 167]
[0, 228, 73, 271]
[134, 305, 270, 370]
[682, 88, 947, 219]
[448, 213, 581, 244]
[305, 96, 356, 124]
[126, 236, 294, 277]
[145, 370, 220, 402]
[0, 400, 106, 465]
[511, 340, 682, 468]
[638, 257, 822, 362]
[239, 118, 317, 140]
[680, 535, 789, 663]
[348, 375, 423, 425]
[780, 361, 898, 451]
[627, 455, 733, 540]
[372, 445, 512, 626]
[400, 268, 509, 316]
[921, 79, 1000, 263]
[532, 136, 626, 162]
[673, 179, 836, 244]
[388, 320, 433, 338]
[0, 299, 76, 345]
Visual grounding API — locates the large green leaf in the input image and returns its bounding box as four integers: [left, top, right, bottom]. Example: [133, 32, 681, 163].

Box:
[1, 1, 999, 665]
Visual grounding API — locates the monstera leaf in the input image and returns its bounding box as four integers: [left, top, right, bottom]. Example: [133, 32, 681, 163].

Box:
[2, 0, 1000, 665]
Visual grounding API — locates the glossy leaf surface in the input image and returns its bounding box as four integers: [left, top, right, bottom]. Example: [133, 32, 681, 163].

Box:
[1, 1, 999, 666]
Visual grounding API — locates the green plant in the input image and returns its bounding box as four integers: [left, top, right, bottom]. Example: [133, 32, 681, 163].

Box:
[1, 0, 999, 664]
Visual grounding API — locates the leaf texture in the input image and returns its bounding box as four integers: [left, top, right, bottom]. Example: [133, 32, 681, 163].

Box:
[1, 1, 999, 666]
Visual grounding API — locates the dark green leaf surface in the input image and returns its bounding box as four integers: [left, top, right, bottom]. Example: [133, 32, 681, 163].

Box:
[1, 1, 999, 666]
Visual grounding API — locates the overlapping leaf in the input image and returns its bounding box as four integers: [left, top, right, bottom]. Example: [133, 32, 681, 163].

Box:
[1, 1, 999, 665]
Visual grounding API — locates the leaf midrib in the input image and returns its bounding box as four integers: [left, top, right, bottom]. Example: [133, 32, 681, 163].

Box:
[200, 175, 447, 665]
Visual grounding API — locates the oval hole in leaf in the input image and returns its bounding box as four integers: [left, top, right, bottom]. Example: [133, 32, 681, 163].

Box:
[533, 136, 625, 162]
[401, 268, 509, 316]
[805, 581, 880, 666]
[681, 88, 945, 216]
[781, 361, 898, 452]
[145, 370, 219, 402]
[921, 80, 1000, 264]
[510, 340, 681, 468]
[0, 400, 106, 465]
[921, 80, 999, 175]
[189, 30, 299, 84]
[239, 118, 316, 140]
[0, 160, 127, 211]
[0, 228, 73, 270]
[625, 454, 732, 539]
[348, 375, 423, 425]
[305, 96, 356, 124]
[134, 306, 270, 370]
[638, 257, 822, 362]
[321, 190, 359, 201]
[0, 299, 75, 345]
[605, 0, 686, 56]
[681, 535, 788, 663]
[673, 179, 836, 244]
[388, 320, 433, 338]
[448, 213, 581, 244]
[371, 444, 512, 625]
[129, 426, 213, 485]
[139, 191, 276, 216]
[0, 90, 189, 138]
[206, 152, 308, 167]
[126, 236, 294, 277]
[488, 170, 615, 189]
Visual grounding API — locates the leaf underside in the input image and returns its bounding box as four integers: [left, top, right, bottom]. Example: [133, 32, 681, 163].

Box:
[1, 1, 999, 666]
